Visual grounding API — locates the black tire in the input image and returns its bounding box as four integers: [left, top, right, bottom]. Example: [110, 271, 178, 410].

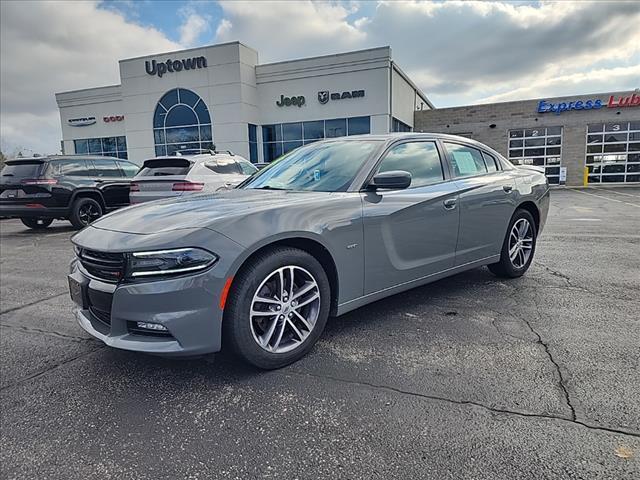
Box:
[69, 197, 103, 229]
[488, 208, 537, 278]
[20, 217, 53, 230]
[223, 247, 331, 369]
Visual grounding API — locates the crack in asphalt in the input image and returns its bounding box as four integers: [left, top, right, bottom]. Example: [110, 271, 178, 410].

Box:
[0, 292, 68, 315]
[0, 345, 105, 392]
[0, 322, 92, 342]
[284, 370, 640, 439]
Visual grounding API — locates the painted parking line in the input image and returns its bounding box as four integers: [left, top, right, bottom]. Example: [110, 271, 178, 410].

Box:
[570, 188, 640, 208]
[599, 188, 640, 199]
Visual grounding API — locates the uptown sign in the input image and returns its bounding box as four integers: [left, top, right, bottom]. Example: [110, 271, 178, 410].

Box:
[145, 56, 207, 78]
[538, 92, 639, 115]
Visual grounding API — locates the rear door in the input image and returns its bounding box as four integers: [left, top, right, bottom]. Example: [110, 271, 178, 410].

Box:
[441, 141, 516, 266]
[91, 158, 131, 208]
[362, 140, 460, 294]
[130, 158, 193, 203]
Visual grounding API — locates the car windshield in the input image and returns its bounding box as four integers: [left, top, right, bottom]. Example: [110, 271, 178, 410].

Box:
[241, 140, 381, 192]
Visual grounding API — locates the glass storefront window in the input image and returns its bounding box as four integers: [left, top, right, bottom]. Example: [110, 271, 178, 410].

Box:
[262, 116, 371, 162]
[153, 88, 212, 156]
[74, 136, 127, 159]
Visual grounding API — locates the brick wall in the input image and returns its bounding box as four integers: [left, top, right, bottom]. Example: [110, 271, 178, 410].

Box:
[414, 91, 640, 186]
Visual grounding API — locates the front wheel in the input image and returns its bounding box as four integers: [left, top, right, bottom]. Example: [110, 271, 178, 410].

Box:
[488, 209, 537, 278]
[223, 247, 331, 369]
[20, 217, 54, 230]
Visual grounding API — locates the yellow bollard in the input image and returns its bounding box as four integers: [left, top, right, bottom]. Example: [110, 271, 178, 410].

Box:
[583, 167, 589, 186]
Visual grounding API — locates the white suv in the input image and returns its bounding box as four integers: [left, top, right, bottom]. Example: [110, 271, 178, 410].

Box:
[129, 151, 257, 204]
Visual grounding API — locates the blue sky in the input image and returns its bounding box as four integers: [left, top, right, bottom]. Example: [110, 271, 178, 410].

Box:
[1, 1, 639, 155]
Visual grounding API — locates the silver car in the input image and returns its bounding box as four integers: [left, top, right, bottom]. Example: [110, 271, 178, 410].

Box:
[129, 152, 257, 204]
[69, 133, 549, 369]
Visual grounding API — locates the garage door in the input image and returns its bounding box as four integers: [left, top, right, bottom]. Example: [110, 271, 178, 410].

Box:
[585, 121, 640, 183]
[508, 127, 563, 184]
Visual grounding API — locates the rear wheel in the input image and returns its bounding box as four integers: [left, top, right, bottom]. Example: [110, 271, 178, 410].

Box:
[223, 247, 331, 369]
[488, 209, 537, 278]
[69, 198, 103, 229]
[20, 217, 53, 230]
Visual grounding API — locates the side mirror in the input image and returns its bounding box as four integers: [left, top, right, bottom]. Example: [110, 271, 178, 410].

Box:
[369, 170, 412, 190]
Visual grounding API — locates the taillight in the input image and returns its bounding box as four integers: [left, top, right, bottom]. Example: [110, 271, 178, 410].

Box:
[20, 178, 57, 185]
[130, 183, 140, 192]
[172, 182, 204, 191]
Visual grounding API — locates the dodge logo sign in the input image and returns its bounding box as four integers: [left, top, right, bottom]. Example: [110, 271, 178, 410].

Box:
[317, 89, 365, 104]
[318, 91, 329, 104]
[103, 115, 124, 123]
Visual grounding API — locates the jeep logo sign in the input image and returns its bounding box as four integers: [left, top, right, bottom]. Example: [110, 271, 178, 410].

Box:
[276, 95, 305, 108]
[145, 57, 207, 78]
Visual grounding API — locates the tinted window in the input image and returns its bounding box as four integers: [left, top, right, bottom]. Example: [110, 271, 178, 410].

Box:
[482, 152, 499, 172]
[1, 161, 44, 180]
[138, 159, 192, 177]
[117, 161, 139, 177]
[92, 159, 122, 177]
[204, 159, 241, 174]
[326, 118, 347, 138]
[243, 140, 380, 192]
[377, 142, 443, 188]
[444, 143, 487, 178]
[49, 159, 90, 176]
[347, 116, 370, 135]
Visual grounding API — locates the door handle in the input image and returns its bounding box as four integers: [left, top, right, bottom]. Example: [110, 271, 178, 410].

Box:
[443, 198, 457, 209]
[503, 185, 513, 193]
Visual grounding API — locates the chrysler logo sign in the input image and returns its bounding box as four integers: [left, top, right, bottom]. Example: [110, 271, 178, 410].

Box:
[145, 56, 207, 78]
[68, 116, 96, 127]
[318, 89, 365, 104]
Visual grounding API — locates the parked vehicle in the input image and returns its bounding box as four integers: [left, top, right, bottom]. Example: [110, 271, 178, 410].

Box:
[1, 155, 139, 229]
[129, 151, 257, 204]
[69, 133, 550, 369]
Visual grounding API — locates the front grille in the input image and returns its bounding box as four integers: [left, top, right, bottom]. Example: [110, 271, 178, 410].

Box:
[78, 249, 126, 283]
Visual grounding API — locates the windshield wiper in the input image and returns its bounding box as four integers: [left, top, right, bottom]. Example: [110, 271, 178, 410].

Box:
[253, 185, 287, 190]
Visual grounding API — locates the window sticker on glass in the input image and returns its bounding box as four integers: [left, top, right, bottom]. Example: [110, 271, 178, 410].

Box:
[452, 151, 477, 175]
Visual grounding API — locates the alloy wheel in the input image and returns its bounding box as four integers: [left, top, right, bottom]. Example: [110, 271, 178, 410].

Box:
[509, 218, 533, 269]
[249, 265, 321, 354]
[78, 203, 101, 225]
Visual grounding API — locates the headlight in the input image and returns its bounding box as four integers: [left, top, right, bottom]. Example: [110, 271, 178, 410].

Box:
[127, 248, 217, 278]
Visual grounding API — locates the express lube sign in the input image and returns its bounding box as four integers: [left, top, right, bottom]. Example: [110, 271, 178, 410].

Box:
[538, 92, 639, 115]
[145, 56, 207, 78]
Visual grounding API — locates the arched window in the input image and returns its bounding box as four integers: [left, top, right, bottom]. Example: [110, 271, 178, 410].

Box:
[153, 88, 212, 156]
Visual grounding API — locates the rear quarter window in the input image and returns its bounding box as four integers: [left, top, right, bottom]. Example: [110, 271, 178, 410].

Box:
[204, 159, 241, 174]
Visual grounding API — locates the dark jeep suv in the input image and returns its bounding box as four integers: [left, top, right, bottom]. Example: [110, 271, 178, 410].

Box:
[0, 155, 139, 229]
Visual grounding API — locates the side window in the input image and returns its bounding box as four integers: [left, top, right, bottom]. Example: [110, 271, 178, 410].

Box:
[482, 151, 499, 172]
[92, 159, 122, 177]
[204, 159, 242, 175]
[377, 141, 444, 188]
[49, 160, 90, 176]
[444, 143, 487, 178]
[117, 161, 140, 178]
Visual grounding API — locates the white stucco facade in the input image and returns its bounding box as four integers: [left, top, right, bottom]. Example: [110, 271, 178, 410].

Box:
[56, 42, 432, 164]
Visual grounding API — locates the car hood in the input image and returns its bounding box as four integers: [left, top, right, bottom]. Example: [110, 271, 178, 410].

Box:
[90, 189, 333, 234]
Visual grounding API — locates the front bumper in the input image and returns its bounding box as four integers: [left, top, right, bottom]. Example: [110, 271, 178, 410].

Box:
[69, 262, 225, 357]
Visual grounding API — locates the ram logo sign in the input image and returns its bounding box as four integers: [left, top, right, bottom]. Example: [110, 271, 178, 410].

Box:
[145, 57, 207, 78]
[317, 89, 365, 104]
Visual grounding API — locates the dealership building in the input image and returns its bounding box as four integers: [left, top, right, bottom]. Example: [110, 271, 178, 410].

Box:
[55, 41, 638, 187]
[55, 42, 431, 165]
[415, 90, 640, 186]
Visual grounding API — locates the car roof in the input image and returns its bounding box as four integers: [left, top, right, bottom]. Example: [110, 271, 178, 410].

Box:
[147, 152, 245, 163]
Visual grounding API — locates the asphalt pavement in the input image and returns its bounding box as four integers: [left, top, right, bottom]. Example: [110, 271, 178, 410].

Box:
[1, 186, 639, 479]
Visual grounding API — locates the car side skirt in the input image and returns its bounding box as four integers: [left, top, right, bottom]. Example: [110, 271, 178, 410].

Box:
[336, 254, 500, 316]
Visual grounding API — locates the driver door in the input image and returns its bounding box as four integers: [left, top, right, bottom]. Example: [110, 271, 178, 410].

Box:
[361, 140, 460, 294]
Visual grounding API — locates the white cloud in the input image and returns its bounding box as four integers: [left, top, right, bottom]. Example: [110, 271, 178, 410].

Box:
[178, 8, 212, 47]
[0, 0, 179, 155]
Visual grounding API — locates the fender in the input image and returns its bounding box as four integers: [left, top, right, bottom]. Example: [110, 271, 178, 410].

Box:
[69, 188, 106, 209]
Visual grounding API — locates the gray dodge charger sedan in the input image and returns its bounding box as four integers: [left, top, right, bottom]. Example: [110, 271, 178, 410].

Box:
[69, 133, 549, 369]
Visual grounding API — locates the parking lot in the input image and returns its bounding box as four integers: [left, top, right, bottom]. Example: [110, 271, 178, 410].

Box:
[1, 186, 639, 479]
